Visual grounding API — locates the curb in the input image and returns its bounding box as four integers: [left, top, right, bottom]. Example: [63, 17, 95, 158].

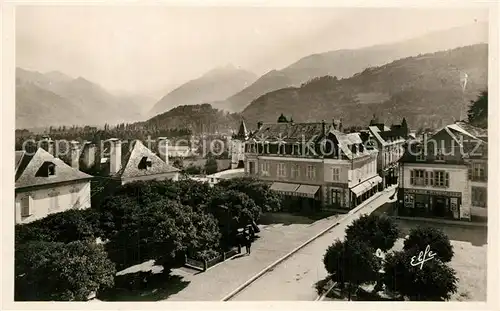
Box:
[220, 187, 396, 301]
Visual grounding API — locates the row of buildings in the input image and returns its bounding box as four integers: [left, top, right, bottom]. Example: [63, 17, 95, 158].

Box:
[233, 115, 487, 221]
[15, 138, 181, 224]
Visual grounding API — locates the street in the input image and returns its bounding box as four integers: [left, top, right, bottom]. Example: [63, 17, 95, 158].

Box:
[229, 187, 397, 301]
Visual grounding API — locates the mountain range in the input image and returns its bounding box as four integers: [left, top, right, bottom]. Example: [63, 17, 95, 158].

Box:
[16, 68, 155, 129]
[210, 22, 487, 113]
[148, 64, 258, 117]
[241, 44, 488, 129]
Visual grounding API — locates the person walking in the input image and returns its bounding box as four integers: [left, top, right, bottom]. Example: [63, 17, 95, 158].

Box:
[244, 232, 252, 255]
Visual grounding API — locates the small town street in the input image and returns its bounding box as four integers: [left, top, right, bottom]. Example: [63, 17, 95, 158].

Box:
[229, 186, 397, 301]
[165, 186, 397, 301]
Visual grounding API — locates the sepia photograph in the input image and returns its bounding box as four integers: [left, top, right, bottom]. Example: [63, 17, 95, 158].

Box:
[3, 1, 497, 308]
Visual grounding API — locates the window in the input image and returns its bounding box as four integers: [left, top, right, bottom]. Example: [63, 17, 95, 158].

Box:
[331, 189, 342, 206]
[434, 171, 449, 187]
[291, 164, 300, 179]
[21, 195, 32, 217]
[435, 149, 445, 162]
[471, 163, 487, 181]
[248, 161, 256, 175]
[416, 152, 426, 161]
[139, 157, 153, 170]
[472, 187, 487, 207]
[306, 165, 316, 180]
[425, 171, 434, 186]
[332, 168, 340, 181]
[48, 191, 60, 213]
[277, 163, 287, 177]
[410, 169, 426, 186]
[48, 164, 56, 176]
[260, 162, 270, 176]
[278, 143, 286, 155]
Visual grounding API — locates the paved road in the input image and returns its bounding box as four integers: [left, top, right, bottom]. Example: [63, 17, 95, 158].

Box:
[230, 187, 397, 301]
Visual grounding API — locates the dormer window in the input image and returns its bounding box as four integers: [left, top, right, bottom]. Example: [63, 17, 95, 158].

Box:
[36, 161, 56, 177]
[435, 149, 445, 162]
[138, 157, 153, 170]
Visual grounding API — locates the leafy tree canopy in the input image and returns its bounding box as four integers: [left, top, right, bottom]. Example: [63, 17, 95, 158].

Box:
[403, 226, 454, 262]
[216, 177, 282, 213]
[383, 250, 458, 301]
[323, 239, 381, 289]
[345, 214, 399, 251]
[15, 208, 101, 245]
[15, 240, 116, 301]
[467, 90, 487, 128]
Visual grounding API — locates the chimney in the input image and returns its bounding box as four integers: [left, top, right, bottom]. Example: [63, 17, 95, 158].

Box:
[339, 118, 343, 133]
[157, 137, 169, 164]
[332, 118, 337, 130]
[81, 141, 96, 170]
[106, 138, 122, 174]
[322, 120, 326, 135]
[257, 121, 263, 130]
[68, 140, 81, 170]
[40, 136, 54, 156]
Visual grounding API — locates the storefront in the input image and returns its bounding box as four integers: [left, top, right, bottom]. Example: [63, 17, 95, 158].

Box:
[270, 182, 321, 213]
[398, 188, 462, 220]
[349, 175, 382, 209]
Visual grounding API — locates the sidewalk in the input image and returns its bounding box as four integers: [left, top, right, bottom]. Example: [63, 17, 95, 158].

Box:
[165, 186, 396, 301]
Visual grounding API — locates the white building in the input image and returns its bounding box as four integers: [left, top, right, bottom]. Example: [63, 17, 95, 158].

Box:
[398, 122, 487, 221]
[15, 148, 93, 224]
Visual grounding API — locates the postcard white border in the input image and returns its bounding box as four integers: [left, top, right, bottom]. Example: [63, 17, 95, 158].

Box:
[2, 1, 499, 310]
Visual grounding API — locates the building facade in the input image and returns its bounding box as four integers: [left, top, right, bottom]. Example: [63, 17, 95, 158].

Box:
[230, 120, 248, 169]
[244, 118, 380, 211]
[364, 116, 408, 189]
[15, 148, 92, 224]
[398, 122, 487, 221]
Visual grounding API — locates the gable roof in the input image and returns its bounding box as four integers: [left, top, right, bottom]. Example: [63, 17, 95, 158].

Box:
[15, 148, 92, 190]
[117, 140, 179, 179]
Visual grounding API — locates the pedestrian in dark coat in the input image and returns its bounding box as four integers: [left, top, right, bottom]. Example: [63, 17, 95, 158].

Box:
[244, 233, 252, 255]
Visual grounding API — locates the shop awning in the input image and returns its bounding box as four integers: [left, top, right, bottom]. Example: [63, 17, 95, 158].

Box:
[270, 182, 300, 195]
[295, 185, 320, 198]
[350, 176, 382, 197]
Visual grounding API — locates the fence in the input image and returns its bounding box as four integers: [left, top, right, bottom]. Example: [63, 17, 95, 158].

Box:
[184, 247, 241, 272]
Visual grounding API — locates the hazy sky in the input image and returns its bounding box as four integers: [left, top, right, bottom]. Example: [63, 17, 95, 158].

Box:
[16, 6, 488, 96]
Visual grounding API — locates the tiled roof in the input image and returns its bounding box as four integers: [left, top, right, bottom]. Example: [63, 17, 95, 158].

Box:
[15, 148, 92, 190]
[252, 122, 331, 142]
[118, 140, 180, 179]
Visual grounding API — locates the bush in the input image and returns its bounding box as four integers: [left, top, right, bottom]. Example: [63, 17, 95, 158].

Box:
[383, 250, 458, 301]
[15, 240, 116, 301]
[345, 214, 399, 251]
[403, 226, 454, 262]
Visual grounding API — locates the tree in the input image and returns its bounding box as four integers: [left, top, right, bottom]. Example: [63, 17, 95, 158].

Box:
[383, 250, 458, 301]
[403, 226, 454, 262]
[467, 90, 487, 128]
[15, 240, 115, 301]
[345, 214, 399, 251]
[105, 198, 220, 271]
[323, 239, 381, 300]
[15, 208, 101, 244]
[204, 157, 218, 175]
[217, 177, 282, 213]
[206, 190, 260, 248]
